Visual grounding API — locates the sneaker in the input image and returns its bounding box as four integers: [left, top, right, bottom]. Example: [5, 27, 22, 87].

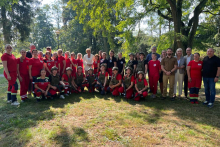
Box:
[153, 94, 156, 99]
[203, 101, 208, 105]
[194, 101, 199, 104]
[65, 94, 69, 97]
[207, 103, 214, 108]
[190, 101, 194, 104]
[60, 95, 65, 99]
[150, 94, 153, 98]
[11, 101, 20, 106]
[7, 100, 12, 104]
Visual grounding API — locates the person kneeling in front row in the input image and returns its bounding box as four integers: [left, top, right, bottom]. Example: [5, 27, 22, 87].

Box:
[134, 71, 148, 101]
[95, 64, 109, 95]
[107, 67, 122, 96]
[86, 68, 96, 93]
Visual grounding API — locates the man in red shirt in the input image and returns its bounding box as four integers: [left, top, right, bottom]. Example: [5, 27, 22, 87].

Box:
[134, 71, 148, 101]
[58, 49, 66, 75]
[107, 67, 122, 96]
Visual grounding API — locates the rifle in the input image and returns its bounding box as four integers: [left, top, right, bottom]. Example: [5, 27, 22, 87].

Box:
[86, 76, 93, 92]
[95, 77, 104, 90]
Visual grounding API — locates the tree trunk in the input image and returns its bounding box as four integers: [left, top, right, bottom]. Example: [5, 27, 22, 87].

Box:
[1, 7, 11, 44]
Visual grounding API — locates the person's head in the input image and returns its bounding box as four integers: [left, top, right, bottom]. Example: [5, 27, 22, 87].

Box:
[88, 68, 93, 75]
[137, 71, 144, 79]
[65, 51, 70, 58]
[126, 67, 132, 75]
[45, 51, 51, 59]
[161, 50, 166, 58]
[66, 67, 72, 75]
[99, 50, 102, 56]
[86, 48, 91, 55]
[30, 44, 36, 52]
[207, 48, 215, 57]
[95, 54, 99, 60]
[46, 46, 52, 53]
[38, 51, 43, 58]
[129, 53, 135, 60]
[5, 44, 12, 54]
[194, 53, 200, 61]
[51, 66, 58, 75]
[77, 53, 82, 59]
[151, 46, 157, 53]
[151, 53, 157, 60]
[20, 49, 26, 57]
[52, 52, 58, 59]
[57, 49, 63, 56]
[112, 67, 118, 75]
[71, 52, 75, 59]
[176, 48, 183, 57]
[166, 48, 173, 56]
[186, 47, 192, 56]
[109, 50, 114, 57]
[32, 49, 38, 57]
[77, 66, 82, 73]
[40, 69, 46, 77]
[118, 52, 122, 59]
[139, 52, 145, 60]
[102, 52, 107, 59]
[136, 52, 140, 60]
[101, 64, 106, 71]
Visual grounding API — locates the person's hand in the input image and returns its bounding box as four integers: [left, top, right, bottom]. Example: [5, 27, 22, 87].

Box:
[29, 76, 33, 80]
[126, 88, 128, 92]
[41, 90, 46, 94]
[166, 71, 171, 75]
[214, 77, 219, 83]
[7, 75, 11, 80]
[52, 86, 57, 90]
[188, 77, 192, 82]
[138, 91, 142, 94]
[97, 81, 100, 85]
[19, 76, 22, 82]
[44, 91, 48, 96]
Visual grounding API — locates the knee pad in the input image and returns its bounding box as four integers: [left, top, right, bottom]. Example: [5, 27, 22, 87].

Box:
[13, 82, 18, 90]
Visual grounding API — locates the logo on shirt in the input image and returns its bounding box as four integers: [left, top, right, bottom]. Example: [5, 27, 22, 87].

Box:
[154, 64, 156, 67]
[40, 60, 43, 63]
[198, 64, 201, 66]
[45, 79, 48, 82]
[110, 60, 112, 63]
[121, 61, 123, 64]
[48, 63, 51, 66]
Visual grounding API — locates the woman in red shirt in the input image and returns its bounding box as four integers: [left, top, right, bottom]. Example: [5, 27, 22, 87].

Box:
[187, 53, 203, 104]
[29, 49, 44, 97]
[1, 44, 19, 105]
[38, 51, 44, 61]
[58, 49, 66, 75]
[71, 52, 77, 76]
[93, 54, 100, 75]
[134, 71, 148, 101]
[65, 51, 72, 69]
[76, 53, 84, 73]
[17, 49, 30, 102]
[44, 51, 55, 77]
[148, 53, 161, 98]
[52, 52, 60, 73]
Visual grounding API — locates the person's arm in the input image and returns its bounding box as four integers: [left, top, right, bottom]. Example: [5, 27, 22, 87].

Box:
[145, 64, 148, 74]
[187, 66, 191, 82]
[62, 60, 66, 74]
[104, 76, 107, 87]
[180, 58, 185, 69]
[97, 63, 100, 73]
[83, 55, 87, 65]
[126, 81, 134, 91]
[45, 84, 51, 96]
[2, 61, 11, 80]
[17, 63, 22, 81]
[114, 61, 117, 67]
[121, 63, 125, 75]
[34, 83, 45, 93]
[113, 79, 121, 88]
[141, 85, 148, 92]
[133, 64, 137, 74]
[44, 63, 51, 75]
[214, 67, 220, 82]
[135, 84, 139, 92]
[58, 63, 61, 74]
[29, 65, 33, 79]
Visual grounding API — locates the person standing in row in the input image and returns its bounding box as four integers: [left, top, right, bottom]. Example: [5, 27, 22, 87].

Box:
[100, 52, 108, 67]
[187, 53, 203, 104]
[26, 44, 36, 58]
[65, 51, 72, 69]
[17, 49, 30, 102]
[70, 52, 77, 75]
[52, 52, 60, 74]
[136, 52, 147, 77]
[145, 46, 160, 64]
[76, 53, 84, 73]
[184, 48, 194, 99]
[38, 51, 44, 61]
[173, 48, 185, 99]
[126, 53, 137, 74]
[202, 48, 220, 108]
[161, 48, 177, 100]
[58, 49, 66, 75]
[83, 48, 94, 76]
[107, 50, 117, 78]
[117, 52, 126, 76]
[44, 51, 55, 77]
[2, 44, 20, 105]
[98, 50, 103, 60]
[158, 50, 166, 95]
[93, 54, 100, 75]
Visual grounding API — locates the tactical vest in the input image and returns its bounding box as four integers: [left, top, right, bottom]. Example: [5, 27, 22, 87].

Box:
[110, 73, 119, 86]
[50, 74, 60, 86]
[126, 60, 133, 69]
[65, 74, 73, 85]
[99, 71, 106, 85]
[124, 75, 132, 88]
[75, 73, 84, 85]
[136, 79, 145, 91]
[87, 74, 95, 84]
[136, 60, 145, 72]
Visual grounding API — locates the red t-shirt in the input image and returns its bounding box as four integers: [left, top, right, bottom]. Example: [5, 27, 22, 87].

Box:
[39, 57, 44, 61]
[123, 75, 135, 82]
[98, 71, 109, 77]
[135, 78, 148, 86]
[54, 58, 59, 68]
[58, 56, 65, 71]
[93, 60, 100, 69]
[112, 73, 122, 80]
[1, 53, 17, 73]
[65, 58, 71, 68]
[29, 58, 44, 77]
[148, 60, 161, 77]
[188, 60, 203, 79]
[71, 58, 77, 73]
[77, 59, 84, 72]
[17, 57, 29, 75]
[44, 59, 55, 72]
[62, 74, 73, 82]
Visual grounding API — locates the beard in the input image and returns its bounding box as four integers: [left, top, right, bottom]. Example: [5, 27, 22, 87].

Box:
[167, 53, 172, 56]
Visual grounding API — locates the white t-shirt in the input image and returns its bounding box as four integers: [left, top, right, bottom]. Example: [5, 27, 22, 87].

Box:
[83, 54, 95, 70]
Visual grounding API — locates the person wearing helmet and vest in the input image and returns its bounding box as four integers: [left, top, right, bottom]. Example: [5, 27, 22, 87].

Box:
[62, 67, 77, 95]
[85, 68, 96, 93]
[126, 53, 137, 74]
[73, 66, 86, 92]
[107, 67, 122, 96]
[136, 52, 148, 77]
[48, 66, 66, 99]
[134, 71, 148, 101]
[95, 63, 109, 95]
[118, 67, 135, 99]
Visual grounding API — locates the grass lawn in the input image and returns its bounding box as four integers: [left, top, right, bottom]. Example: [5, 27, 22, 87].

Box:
[0, 77, 220, 146]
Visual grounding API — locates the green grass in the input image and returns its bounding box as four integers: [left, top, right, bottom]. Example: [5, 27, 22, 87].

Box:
[0, 77, 220, 146]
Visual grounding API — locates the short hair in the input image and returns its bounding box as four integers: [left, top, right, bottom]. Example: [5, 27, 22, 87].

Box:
[58, 49, 62, 53]
[86, 48, 91, 53]
[102, 52, 107, 56]
[175, 48, 183, 56]
[65, 51, 70, 55]
[71, 52, 75, 56]
[167, 48, 172, 51]
[32, 49, 37, 53]
[194, 53, 200, 56]
[186, 47, 191, 51]
[109, 50, 114, 54]
[152, 53, 157, 56]
[152, 46, 157, 49]
[5, 44, 12, 49]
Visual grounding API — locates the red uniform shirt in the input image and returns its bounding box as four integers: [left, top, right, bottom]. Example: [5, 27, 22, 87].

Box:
[62, 74, 73, 82]
[98, 71, 109, 77]
[65, 58, 71, 68]
[58, 56, 65, 71]
[112, 73, 122, 80]
[71, 58, 77, 73]
[54, 58, 59, 68]
[135, 78, 148, 86]
[93, 60, 100, 69]
[29, 58, 44, 77]
[74, 72, 85, 79]
[44, 59, 55, 73]
[35, 78, 50, 91]
[77, 59, 83, 68]
[123, 75, 135, 82]
[39, 57, 44, 61]
[17, 57, 29, 75]
[1, 53, 17, 73]
[188, 60, 203, 79]
[148, 60, 161, 77]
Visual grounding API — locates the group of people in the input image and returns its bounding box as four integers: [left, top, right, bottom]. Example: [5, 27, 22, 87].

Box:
[2, 44, 220, 108]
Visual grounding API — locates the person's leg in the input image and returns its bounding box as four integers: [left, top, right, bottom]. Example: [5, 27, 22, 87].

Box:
[112, 86, 120, 96]
[142, 91, 148, 98]
[162, 75, 168, 97]
[153, 76, 159, 95]
[194, 88, 200, 104]
[24, 75, 30, 99]
[189, 88, 196, 104]
[169, 75, 175, 98]
[126, 88, 133, 99]
[203, 77, 210, 103]
[184, 74, 188, 97]
[134, 92, 141, 101]
[173, 72, 178, 96]
[34, 89, 42, 102]
[7, 84, 12, 102]
[19, 74, 26, 100]
[209, 78, 216, 104]
[178, 73, 184, 97]
[118, 87, 124, 94]
[149, 76, 153, 94]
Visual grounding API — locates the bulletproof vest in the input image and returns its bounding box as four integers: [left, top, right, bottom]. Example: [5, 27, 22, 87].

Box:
[136, 60, 145, 72]
[75, 73, 84, 85]
[50, 74, 60, 86]
[99, 71, 106, 85]
[65, 74, 73, 85]
[124, 75, 132, 88]
[110, 73, 119, 86]
[136, 79, 145, 91]
[126, 60, 133, 69]
[87, 74, 95, 84]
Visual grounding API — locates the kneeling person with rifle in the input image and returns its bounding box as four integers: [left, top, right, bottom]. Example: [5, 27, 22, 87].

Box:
[107, 67, 122, 96]
[85, 68, 96, 93]
[134, 71, 148, 101]
[62, 67, 77, 95]
[73, 66, 86, 92]
[48, 66, 66, 99]
[119, 67, 135, 99]
[95, 64, 108, 95]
